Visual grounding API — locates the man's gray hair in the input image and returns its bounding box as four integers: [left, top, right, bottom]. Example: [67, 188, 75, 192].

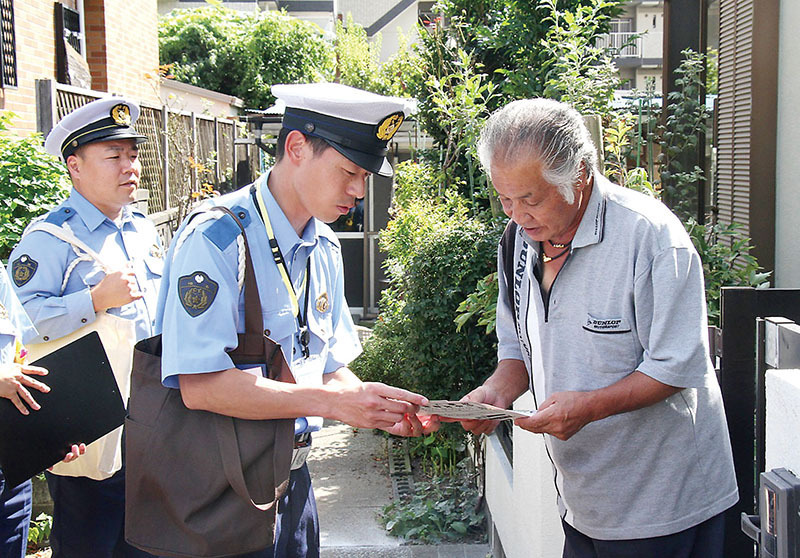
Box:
[477, 99, 598, 204]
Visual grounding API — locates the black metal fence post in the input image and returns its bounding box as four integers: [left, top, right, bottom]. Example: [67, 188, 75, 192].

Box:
[718, 287, 800, 557]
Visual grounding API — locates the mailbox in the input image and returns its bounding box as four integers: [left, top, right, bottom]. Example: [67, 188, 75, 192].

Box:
[742, 468, 800, 557]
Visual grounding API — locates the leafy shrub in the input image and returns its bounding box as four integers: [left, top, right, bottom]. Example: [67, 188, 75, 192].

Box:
[657, 49, 708, 222]
[381, 460, 485, 544]
[27, 512, 52, 550]
[539, 0, 622, 119]
[351, 161, 502, 401]
[334, 14, 385, 94]
[159, 7, 334, 109]
[0, 113, 70, 260]
[685, 219, 771, 326]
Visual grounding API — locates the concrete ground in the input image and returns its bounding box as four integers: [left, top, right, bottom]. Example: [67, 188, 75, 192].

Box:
[311, 420, 491, 558]
[26, 420, 490, 558]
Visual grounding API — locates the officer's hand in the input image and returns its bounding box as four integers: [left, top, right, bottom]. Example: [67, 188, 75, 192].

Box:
[91, 268, 143, 312]
[335, 382, 428, 430]
[382, 413, 440, 437]
[514, 391, 594, 441]
[0, 362, 50, 415]
[61, 443, 86, 463]
[47, 444, 87, 471]
[456, 385, 505, 436]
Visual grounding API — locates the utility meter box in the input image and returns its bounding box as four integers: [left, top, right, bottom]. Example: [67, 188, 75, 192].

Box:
[742, 468, 800, 557]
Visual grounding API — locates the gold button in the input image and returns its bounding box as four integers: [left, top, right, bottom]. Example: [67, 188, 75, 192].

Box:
[43, 336, 49, 341]
[81, 318, 87, 323]
[263, 329, 270, 336]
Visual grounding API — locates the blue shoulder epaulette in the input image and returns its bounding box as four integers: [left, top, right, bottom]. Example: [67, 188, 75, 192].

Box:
[202, 205, 252, 251]
[44, 206, 77, 226]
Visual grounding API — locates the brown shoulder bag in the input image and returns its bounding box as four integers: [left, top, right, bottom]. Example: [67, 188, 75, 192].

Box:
[125, 206, 295, 557]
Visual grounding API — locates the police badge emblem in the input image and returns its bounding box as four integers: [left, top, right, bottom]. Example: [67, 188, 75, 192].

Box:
[375, 112, 404, 141]
[110, 103, 132, 126]
[178, 271, 219, 317]
[11, 255, 38, 287]
[315, 292, 329, 313]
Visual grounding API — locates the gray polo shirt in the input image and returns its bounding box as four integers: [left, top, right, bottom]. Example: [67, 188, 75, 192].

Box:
[496, 174, 738, 540]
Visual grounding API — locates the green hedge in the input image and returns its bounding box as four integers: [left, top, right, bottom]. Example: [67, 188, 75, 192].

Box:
[0, 114, 69, 260]
[351, 161, 502, 401]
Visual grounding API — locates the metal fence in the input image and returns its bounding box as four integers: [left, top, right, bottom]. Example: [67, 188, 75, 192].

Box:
[715, 287, 800, 558]
[35, 79, 260, 243]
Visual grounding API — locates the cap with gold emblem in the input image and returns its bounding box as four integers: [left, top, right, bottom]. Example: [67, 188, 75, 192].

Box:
[272, 83, 415, 177]
[44, 96, 148, 161]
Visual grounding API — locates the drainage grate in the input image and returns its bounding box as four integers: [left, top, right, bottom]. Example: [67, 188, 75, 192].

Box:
[387, 438, 414, 498]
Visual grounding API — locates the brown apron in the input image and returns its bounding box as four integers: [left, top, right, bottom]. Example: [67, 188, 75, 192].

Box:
[124, 206, 295, 557]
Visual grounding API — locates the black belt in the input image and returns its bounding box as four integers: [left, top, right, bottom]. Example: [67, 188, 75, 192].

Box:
[294, 432, 311, 449]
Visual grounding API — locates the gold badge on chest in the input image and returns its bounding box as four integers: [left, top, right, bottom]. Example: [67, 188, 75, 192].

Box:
[315, 292, 329, 313]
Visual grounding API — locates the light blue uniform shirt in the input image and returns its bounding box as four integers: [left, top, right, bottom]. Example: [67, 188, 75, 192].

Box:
[0, 266, 37, 364]
[8, 190, 163, 343]
[156, 173, 362, 434]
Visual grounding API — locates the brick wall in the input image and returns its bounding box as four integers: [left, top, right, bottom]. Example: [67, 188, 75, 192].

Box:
[0, 0, 57, 135]
[0, 0, 159, 136]
[102, 0, 160, 105]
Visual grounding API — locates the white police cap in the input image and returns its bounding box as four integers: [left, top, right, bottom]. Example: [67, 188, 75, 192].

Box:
[44, 96, 147, 161]
[272, 83, 414, 177]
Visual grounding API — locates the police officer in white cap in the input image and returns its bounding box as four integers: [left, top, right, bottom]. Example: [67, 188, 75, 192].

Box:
[155, 83, 438, 558]
[8, 96, 162, 558]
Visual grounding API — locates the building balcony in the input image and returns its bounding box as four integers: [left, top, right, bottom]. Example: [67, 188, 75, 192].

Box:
[596, 31, 663, 68]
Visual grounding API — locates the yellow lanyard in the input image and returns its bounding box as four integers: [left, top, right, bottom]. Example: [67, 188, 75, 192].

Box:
[253, 183, 311, 357]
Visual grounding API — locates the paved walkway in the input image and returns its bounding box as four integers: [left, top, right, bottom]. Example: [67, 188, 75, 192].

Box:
[27, 420, 490, 558]
[311, 420, 491, 558]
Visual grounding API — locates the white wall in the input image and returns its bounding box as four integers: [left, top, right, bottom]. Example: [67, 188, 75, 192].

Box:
[635, 68, 662, 93]
[774, 0, 800, 287]
[765, 369, 800, 476]
[375, 4, 418, 63]
[636, 4, 664, 60]
[485, 391, 563, 558]
[160, 80, 243, 117]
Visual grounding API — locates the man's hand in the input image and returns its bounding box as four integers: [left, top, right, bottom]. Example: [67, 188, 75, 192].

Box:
[332, 382, 428, 430]
[0, 362, 50, 414]
[382, 413, 440, 437]
[61, 443, 86, 463]
[91, 268, 143, 312]
[514, 372, 683, 441]
[47, 443, 87, 471]
[456, 385, 507, 436]
[514, 391, 596, 441]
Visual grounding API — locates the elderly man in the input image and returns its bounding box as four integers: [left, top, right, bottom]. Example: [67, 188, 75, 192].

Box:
[460, 99, 737, 557]
[9, 97, 160, 558]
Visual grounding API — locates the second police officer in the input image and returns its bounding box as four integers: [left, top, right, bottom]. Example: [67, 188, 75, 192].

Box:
[9, 97, 162, 558]
[156, 83, 437, 558]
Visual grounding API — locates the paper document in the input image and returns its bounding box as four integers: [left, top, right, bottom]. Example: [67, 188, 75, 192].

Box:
[419, 400, 534, 421]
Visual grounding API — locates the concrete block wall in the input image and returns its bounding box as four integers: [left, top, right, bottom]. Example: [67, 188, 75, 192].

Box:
[485, 391, 563, 558]
[765, 369, 800, 475]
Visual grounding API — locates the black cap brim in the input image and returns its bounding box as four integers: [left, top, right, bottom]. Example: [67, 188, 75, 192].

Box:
[63, 127, 147, 159]
[324, 140, 393, 177]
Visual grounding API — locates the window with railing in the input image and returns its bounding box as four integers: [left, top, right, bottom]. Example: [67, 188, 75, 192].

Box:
[0, 0, 17, 88]
[597, 18, 641, 59]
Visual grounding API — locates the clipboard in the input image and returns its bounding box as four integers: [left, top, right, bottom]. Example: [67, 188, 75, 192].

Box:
[0, 331, 126, 487]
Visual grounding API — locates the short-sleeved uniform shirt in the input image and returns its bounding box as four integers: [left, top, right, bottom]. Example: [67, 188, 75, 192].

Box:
[156, 172, 362, 434]
[495, 174, 738, 540]
[8, 190, 163, 344]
